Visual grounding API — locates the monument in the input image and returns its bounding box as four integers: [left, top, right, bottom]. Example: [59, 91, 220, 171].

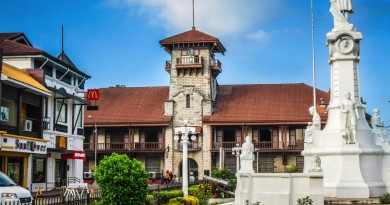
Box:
[302, 0, 388, 198]
[239, 136, 254, 173]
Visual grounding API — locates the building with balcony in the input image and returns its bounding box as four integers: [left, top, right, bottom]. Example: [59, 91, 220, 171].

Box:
[0, 32, 90, 191]
[84, 27, 330, 182]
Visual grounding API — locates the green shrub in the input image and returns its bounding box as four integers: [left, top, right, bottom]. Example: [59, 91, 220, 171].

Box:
[153, 189, 184, 204]
[297, 196, 313, 205]
[379, 192, 390, 204]
[183, 195, 199, 205]
[211, 168, 237, 192]
[286, 165, 297, 173]
[146, 195, 154, 205]
[169, 197, 185, 205]
[94, 153, 148, 205]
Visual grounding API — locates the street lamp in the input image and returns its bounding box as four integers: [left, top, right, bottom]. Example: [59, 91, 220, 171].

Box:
[232, 143, 242, 173]
[88, 115, 97, 171]
[174, 120, 196, 196]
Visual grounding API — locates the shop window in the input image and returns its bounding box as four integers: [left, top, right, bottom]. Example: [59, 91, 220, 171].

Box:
[56, 100, 67, 123]
[32, 158, 46, 183]
[0, 99, 17, 126]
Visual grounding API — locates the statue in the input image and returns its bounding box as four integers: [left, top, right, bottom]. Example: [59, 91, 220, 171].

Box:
[310, 155, 322, 172]
[305, 106, 321, 143]
[340, 91, 359, 144]
[371, 108, 388, 142]
[240, 136, 254, 161]
[308, 106, 321, 130]
[329, 0, 353, 30]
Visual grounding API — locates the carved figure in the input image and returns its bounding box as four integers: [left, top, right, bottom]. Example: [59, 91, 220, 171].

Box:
[371, 108, 388, 142]
[329, 0, 353, 29]
[340, 91, 359, 144]
[310, 155, 322, 172]
[308, 106, 321, 130]
[240, 136, 254, 160]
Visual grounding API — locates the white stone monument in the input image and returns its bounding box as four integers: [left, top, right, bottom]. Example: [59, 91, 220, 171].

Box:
[239, 136, 254, 173]
[302, 0, 387, 198]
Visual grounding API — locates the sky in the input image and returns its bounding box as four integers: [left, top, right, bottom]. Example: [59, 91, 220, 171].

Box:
[1, 0, 389, 125]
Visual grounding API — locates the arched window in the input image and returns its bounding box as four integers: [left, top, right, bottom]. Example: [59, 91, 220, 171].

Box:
[186, 94, 190, 108]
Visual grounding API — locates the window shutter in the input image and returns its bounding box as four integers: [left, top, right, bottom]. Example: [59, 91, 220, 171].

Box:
[253, 129, 259, 143]
[235, 129, 242, 143]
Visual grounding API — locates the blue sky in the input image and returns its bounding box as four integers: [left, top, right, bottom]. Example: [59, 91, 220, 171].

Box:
[1, 0, 389, 124]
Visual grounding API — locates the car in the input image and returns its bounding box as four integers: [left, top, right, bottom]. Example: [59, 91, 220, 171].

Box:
[0, 171, 32, 204]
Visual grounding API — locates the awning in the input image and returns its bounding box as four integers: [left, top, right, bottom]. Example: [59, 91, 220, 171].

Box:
[48, 87, 90, 105]
[1, 63, 51, 96]
[61, 150, 86, 162]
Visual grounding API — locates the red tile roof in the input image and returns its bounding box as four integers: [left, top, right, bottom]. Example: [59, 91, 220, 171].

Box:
[203, 83, 330, 125]
[84, 87, 171, 126]
[0, 32, 90, 78]
[0, 33, 43, 55]
[159, 27, 226, 54]
[85, 83, 330, 126]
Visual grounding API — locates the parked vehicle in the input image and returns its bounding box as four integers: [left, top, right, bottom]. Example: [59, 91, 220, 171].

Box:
[0, 171, 32, 204]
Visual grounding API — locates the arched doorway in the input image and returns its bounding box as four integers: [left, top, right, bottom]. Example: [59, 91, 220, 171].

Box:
[179, 158, 199, 182]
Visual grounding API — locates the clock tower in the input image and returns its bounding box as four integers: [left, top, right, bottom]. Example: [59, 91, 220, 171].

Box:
[159, 27, 226, 174]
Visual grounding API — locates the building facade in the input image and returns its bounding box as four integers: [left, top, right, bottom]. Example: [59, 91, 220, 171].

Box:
[83, 28, 330, 182]
[0, 32, 90, 191]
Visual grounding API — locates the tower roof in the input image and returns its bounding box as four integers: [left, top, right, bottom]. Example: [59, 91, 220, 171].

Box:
[159, 27, 226, 54]
[57, 51, 79, 70]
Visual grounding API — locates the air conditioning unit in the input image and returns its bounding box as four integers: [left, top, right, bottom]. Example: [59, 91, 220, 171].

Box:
[24, 120, 33, 132]
[83, 172, 94, 179]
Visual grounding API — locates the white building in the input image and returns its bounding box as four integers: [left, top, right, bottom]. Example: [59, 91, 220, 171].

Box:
[0, 32, 90, 191]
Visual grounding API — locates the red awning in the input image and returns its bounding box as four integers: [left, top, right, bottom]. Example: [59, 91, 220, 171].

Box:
[61, 151, 86, 162]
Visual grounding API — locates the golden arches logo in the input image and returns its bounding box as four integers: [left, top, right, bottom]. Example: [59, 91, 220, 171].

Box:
[87, 89, 99, 100]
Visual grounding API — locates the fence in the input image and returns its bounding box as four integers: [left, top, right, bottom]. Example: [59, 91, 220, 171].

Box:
[0, 191, 100, 205]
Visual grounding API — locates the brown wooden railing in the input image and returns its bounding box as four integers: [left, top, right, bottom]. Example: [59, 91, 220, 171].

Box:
[210, 59, 222, 70]
[211, 141, 304, 151]
[176, 56, 203, 66]
[84, 142, 164, 152]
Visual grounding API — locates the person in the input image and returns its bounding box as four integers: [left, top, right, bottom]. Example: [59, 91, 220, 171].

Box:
[340, 91, 360, 144]
[337, 0, 353, 21]
[169, 171, 173, 183]
[164, 170, 170, 184]
[240, 136, 254, 160]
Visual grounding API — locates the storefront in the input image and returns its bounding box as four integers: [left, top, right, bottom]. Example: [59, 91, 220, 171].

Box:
[0, 132, 48, 188]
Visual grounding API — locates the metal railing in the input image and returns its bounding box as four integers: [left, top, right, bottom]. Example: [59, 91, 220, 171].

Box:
[211, 141, 304, 151]
[84, 142, 164, 152]
[176, 142, 201, 151]
[176, 56, 203, 65]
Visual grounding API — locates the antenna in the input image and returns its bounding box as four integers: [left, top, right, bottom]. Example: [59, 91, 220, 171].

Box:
[192, 0, 195, 29]
[61, 25, 64, 53]
[311, 0, 317, 110]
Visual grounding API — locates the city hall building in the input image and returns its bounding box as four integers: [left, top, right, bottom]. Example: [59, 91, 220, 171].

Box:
[84, 27, 330, 181]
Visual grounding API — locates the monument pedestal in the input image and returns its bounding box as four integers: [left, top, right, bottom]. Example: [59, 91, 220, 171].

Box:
[239, 157, 254, 173]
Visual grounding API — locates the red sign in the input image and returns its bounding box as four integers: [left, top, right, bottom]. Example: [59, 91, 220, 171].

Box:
[87, 89, 99, 101]
[61, 151, 86, 162]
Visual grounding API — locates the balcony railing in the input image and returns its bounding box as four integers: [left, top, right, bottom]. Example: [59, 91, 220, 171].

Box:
[84, 142, 164, 152]
[210, 59, 222, 71]
[211, 141, 304, 151]
[176, 56, 203, 68]
[165, 61, 171, 73]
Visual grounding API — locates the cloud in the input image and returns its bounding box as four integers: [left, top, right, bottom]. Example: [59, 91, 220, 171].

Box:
[245, 29, 270, 43]
[104, 0, 282, 37]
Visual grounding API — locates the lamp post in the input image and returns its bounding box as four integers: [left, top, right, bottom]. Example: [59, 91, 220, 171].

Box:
[88, 115, 97, 171]
[174, 120, 196, 197]
[232, 143, 242, 173]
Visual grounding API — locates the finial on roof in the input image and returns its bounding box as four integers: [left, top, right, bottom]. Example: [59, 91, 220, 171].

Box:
[61, 25, 64, 53]
[192, 0, 195, 29]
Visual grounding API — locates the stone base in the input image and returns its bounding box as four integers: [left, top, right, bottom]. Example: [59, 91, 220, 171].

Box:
[235, 173, 324, 205]
[239, 159, 254, 173]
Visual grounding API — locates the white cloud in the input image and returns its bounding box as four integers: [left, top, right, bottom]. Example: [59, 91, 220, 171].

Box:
[245, 29, 270, 43]
[105, 0, 282, 37]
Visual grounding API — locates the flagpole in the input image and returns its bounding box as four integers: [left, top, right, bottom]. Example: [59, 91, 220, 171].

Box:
[311, 0, 317, 110]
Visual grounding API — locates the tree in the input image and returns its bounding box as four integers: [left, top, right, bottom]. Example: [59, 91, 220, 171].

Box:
[94, 153, 148, 205]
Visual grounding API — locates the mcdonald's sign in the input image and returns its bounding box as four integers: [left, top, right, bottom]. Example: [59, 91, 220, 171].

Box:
[87, 89, 99, 101]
